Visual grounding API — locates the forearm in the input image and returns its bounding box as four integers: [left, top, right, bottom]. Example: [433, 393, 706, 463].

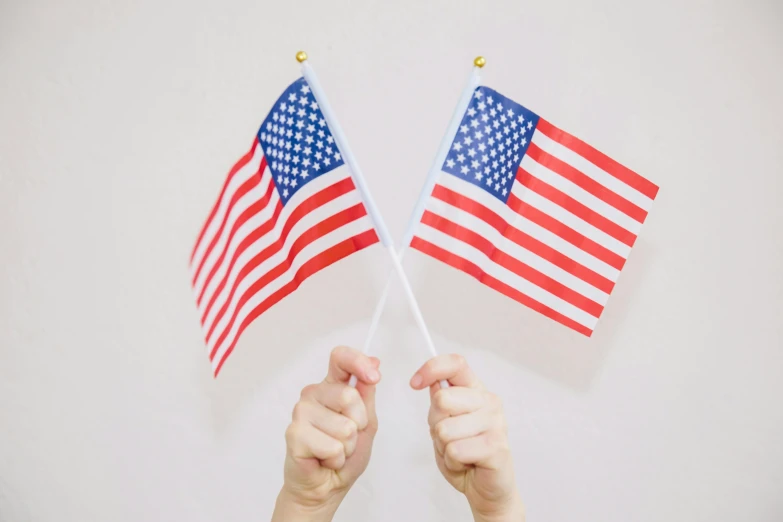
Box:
[270, 488, 341, 522]
[471, 492, 525, 522]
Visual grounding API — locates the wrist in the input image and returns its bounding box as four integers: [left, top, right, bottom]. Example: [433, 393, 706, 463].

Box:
[471, 492, 525, 522]
[271, 487, 344, 522]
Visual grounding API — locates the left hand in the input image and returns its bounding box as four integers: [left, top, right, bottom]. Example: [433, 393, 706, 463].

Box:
[410, 354, 524, 522]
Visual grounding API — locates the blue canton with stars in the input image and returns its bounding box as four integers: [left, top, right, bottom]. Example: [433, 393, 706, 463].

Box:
[257, 77, 344, 204]
[442, 86, 540, 203]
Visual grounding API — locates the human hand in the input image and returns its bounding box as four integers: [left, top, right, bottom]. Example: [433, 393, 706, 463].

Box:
[410, 354, 524, 522]
[271, 346, 381, 522]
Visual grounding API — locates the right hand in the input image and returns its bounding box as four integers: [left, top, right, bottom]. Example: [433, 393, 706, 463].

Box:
[272, 346, 381, 521]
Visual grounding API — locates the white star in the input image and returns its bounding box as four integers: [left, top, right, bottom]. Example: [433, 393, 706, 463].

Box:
[291, 178, 297, 188]
[319, 118, 326, 127]
[457, 154, 466, 163]
[502, 187, 508, 196]
[334, 152, 341, 161]
[493, 120, 501, 129]
[471, 159, 480, 169]
[303, 146, 312, 156]
[310, 101, 318, 111]
[315, 151, 323, 160]
[446, 158, 456, 169]
[474, 90, 483, 99]
[475, 131, 484, 140]
[482, 154, 489, 163]
[325, 146, 333, 154]
[500, 114, 507, 123]
[305, 135, 314, 145]
[280, 103, 288, 112]
[313, 162, 321, 171]
[294, 144, 302, 153]
[283, 177, 289, 186]
[521, 137, 528, 146]
[492, 160, 499, 169]
[307, 124, 315, 133]
[460, 165, 469, 175]
[474, 172, 483, 181]
[495, 182, 500, 191]
[323, 157, 331, 166]
[286, 129, 293, 138]
[317, 129, 325, 139]
[478, 143, 486, 152]
[283, 188, 289, 197]
[463, 136, 473, 146]
[285, 153, 291, 161]
[501, 176, 508, 185]
[301, 84, 311, 94]
[470, 119, 479, 128]
[498, 143, 505, 152]
[495, 131, 503, 140]
[285, 141, 292, 150]
[297, 108, 306, 118]
[460, 124, 469, 134]
[468, 148, 477, 157]
[292, 155, 300, 164]
[507, 108, 514, 117]
[481, 113, 490, 123]
[327, 136, 334, 144]
[296, 120, 305, 129]
[485, 176, 492, 186]
[292, 167, 299, 176]
[518, 115, 525, 124]
[490, 108, 497, 117]
[484, 166, 491, 175]
[287, 117, 294, 126]
[301, 169, 309, 179]
[527, 121, 533, 130]
[453, 142, 463, 151]
[288, 93, 297, 102]
[299, 95, 308, 105]
[510, 121, 518, 130]
[276, 174, 283, 183]
[478, 101, 486, 111]
[272, 113, 279, 122]
[288, 105, 296, 114]
[308, 113, 317, 122]
[294, 132, 303, 141]
[488, 137, 495, 146]
[487, 96, 494, 105]
[467, 107, 477, 117]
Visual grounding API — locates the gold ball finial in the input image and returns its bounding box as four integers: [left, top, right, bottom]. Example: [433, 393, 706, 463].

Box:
[474, 56, 486, 68]
[296, 51, 308, 63]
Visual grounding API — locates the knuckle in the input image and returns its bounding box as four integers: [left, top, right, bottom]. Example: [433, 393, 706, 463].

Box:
[340, 419, 358, 440]
[435, 421, 449, 442]
[328, 438, 344, 457]
[433, 389, 450, 411]
[284, 422, 301, 444]
[450, 353, 466, 368]
[445, 441, 461, 461]
[291, 401, 307, 421]
[331, 345, 348, 359]
[300, 384, 317, 399]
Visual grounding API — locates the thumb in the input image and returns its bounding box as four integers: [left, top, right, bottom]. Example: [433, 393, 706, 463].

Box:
[355, 357, 380, 429]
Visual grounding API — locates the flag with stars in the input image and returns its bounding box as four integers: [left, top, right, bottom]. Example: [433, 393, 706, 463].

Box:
[410, 86, 659, 336]
[190, 77, 379, 375]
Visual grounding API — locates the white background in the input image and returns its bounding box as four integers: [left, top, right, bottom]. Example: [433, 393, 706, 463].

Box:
[1, 0, 782, 520]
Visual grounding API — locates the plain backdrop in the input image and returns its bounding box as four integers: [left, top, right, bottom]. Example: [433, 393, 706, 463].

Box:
[1, 0, 782, 520]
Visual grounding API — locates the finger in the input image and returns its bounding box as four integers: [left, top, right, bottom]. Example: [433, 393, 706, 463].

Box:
[410, 354, 482, 390]
[326, 346, 380, 385]
[292, 401, 359, 457]
[355, 380, 379, 432]
[428, 387, 487, 427]
[432, 410, 496, 455]
[302, 382, 368, 430]
[285, 421, 346, 469]
[444, 432, 509, 470]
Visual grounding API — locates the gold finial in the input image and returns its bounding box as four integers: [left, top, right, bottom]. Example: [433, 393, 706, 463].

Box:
[296, 51, 308, 63]
[473, 56, 486, 68]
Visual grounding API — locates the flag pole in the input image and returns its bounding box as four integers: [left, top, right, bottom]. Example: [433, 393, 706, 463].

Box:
[296, 51, 446, 387]
[356, 56, 485, 374]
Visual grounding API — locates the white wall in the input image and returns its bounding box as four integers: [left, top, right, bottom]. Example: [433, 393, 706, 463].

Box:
[1, 0, 782, 520]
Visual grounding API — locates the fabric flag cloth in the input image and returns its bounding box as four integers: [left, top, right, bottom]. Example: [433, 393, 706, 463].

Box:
[409, 86, 659, 336]
[190, 77, 379, 376]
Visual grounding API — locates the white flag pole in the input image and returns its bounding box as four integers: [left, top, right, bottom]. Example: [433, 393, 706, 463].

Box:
[355, 57, 485, 378]
[296, 51, 447, 387]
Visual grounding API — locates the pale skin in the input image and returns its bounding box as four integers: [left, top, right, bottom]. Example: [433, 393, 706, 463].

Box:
[271, 347, 524, 522]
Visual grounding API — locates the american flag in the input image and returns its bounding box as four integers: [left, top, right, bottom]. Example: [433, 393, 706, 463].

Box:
[190, 78, 379, 375]
[410, 86, 659, 336]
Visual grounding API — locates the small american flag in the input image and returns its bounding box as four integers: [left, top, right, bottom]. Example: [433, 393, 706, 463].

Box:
[190, 78, 379, 375]
[410, 86, 659, 336]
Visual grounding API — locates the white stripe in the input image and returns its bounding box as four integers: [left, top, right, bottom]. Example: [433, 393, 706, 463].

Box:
[435, 174, 621, 281]
[210, 215, 375, 368]
[203, 177, 362, 341]
[193, 167, 275, 296]
[511, 183, 632, 258]
[531, 130, 653, 212]
[191, 143, 263, 274]
[415, 225, 599, 330]
[425, 198, 610, 305]
[520, 154, 643, 235]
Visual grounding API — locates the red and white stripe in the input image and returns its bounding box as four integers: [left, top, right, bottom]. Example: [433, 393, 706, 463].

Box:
[411, 119, 658, 336]
[190, 138, 378, 375]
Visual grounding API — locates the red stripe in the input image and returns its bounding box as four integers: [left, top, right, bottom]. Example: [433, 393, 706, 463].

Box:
[536, 119, 659, 201]
[526, 142, 648, 223]
[421, 211, 603, 318]
[191, 157, 267, 286]
[196, 179, 276, 305]
[506, 193, 626, 271]
[410, 237, 593, 337]
[190, 138, 259, 263]
[213, 228, 380, 376]
[202, 177, 356, 334]
[431, 185, 614, 294]
[210, 208, 376, 365]
[517, 168, 637, 247]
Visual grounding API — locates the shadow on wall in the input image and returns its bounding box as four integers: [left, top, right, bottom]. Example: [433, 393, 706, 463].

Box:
[195, 247, 383, 438]
[410, 237, 657, 393]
